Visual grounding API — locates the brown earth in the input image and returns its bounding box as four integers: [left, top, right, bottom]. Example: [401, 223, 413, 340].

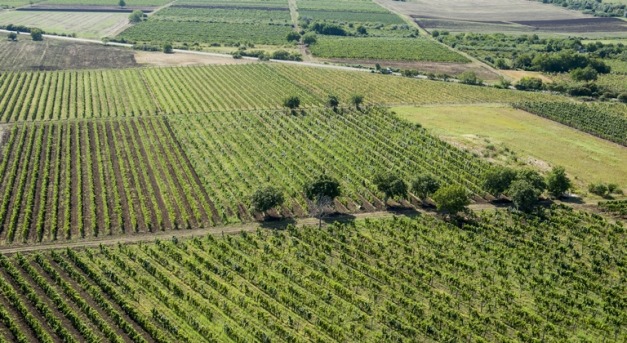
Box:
[134, 50, 254, 67]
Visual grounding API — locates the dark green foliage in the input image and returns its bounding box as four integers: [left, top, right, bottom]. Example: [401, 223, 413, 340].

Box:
[515, 77, 543, 91]
[458, 71, 482, 85]
[516, 169, 546, 193]
[30, 29, 43, 41]
[618, 93, 627, 103]
[482, 167, 517, 197]
[271, 50, 302, 61]
[508, 180, 540, 212]
[570, 66, 598, 82]
[373, 173, 407, 203]
[411, 175, 440, 201]
[129, 10, 143, 23]
[350, 94, 364, 110]
[589, 182, 609, 197]
[286, 31, 301, 42]
[310, 22, 347, 36]
[326, 94, 339, 111]
[432, 185, 469, 215]
[251, 187, 285, 215]
[304, 175, 341, 201]
[283, 96, 300, 110]
[7, 32, 17, 41]
[118, 0, 126, 7]
[162, 42, 173, 53]
[546, 166, 571, 198]
[302, 33, 317, 45]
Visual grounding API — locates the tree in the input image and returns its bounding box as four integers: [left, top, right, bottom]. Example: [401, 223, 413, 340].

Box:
[432, 185, 470, 216]
[546, 166, 571, 198]
[508, 180, 540, 212]
[411, 175, 440, 202]
[283, 96, 300, 114]
[458, 71, 482, 85]
[7, 32, 17, 41]
[162, 42, 173, 53]
[570, 66, 598, 82]
[251, 187, 284, 219]
[286, 31, 301, 43]
[515, 77, 543, 91]
[129, 10, 143, 23]
[350, 94, 364, 110]
[118, 0, 126, 7]
[304, 175, 341, 228]
[516, 168, 546, 193]
[302, 33, 317, 45]
[326, 94, 339, 112]
[30, 28, 43, 41]
[482, 167, 517, 197]
[373, 173, 407, 205]
[356, 25, 367, 35]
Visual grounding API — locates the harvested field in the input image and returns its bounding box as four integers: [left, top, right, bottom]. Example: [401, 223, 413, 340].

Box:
[514, 17, 627, 33]
[134, 50, 254, 67]
[0, 10, 129, 38]
[0, 39, 137, 71]
[376, 0, 589, 23]
[0, 118, 219, 246]
[17, 4, 156, 12]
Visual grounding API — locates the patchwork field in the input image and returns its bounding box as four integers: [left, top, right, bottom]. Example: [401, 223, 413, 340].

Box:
[0, 208, 623, 342]
[0, 39, 137, 71]
[0, 11, 129, 38]
[394, 104, 627, 192]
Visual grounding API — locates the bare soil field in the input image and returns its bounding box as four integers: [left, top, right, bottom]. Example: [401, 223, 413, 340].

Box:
[499, 70, 553, 83]
[376, 0, 588, 22]
[0, 40, 137, 70]
[17, 4, 156, 12]
[134, 50, 254, 67]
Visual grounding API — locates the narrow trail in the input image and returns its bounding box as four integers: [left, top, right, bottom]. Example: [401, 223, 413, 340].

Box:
[0, 204, 496, 254]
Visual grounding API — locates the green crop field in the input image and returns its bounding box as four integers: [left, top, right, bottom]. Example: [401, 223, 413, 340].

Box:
[0, 207, 624, 342]
[40, 0, 172, 5]
[154, 7, 292, 24]
[310, 37, 469, 62]
[0, 63, 568, 123]
[0, 107, 491, 245]
[394, 104, 627, 191]
[0, 11, 128, 39]
[299, 10, 404, 25]
[297, 0, 388, 12]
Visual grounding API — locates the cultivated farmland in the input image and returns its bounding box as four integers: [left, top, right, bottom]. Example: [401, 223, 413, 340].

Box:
[0, 40, 137, 71]
[0, 11, 129, 38]
[0, 207, 623, 341]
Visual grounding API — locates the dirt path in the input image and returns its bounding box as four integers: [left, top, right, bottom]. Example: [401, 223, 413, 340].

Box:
[0, 204, 498, 254]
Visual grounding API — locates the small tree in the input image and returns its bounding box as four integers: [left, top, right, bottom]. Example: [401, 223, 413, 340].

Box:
[373, 173, 407, 205]
[356, 25, 367, 35]
[251, 187, 285, 219]
[129, 10, 143, 23]
[8, 32, 17, 41]
[304, 175, 341, 228]
[546, 166, 571, 198]
[283, 96, 300, 114]
[432, 185, 470, 216]
[508, 180, 540, 212]
[515, 77, 543, 91]
[326, 94, 339, 112]
[30, 28, 43, 41]
[118, 0, 126, 8]
[302, 33, 317, 45]
[458, 71, 482, 85]
[482, 167, 517, 197]
[570, 66, 598, 82]
[286, 31, 301, 42]
[350, 94, 364, 111]
[411, 175, 440, 202]
[516, 168, 546, 193]
[162, 42, 173, 53]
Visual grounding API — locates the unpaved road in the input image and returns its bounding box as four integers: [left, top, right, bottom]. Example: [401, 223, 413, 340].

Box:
[0, 204, 499, 254]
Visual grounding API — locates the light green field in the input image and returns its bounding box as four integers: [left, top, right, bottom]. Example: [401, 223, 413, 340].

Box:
[393, 104, 627, 192]
[0, 11, 128, 38]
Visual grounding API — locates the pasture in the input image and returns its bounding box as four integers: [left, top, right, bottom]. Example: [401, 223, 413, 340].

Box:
[394, 104, 627, 192]
[0, 11, 129, 38]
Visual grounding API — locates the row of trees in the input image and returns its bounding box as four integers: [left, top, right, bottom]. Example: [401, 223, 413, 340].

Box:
[6, 29, 42, 41]
[283, 94, 364, 113]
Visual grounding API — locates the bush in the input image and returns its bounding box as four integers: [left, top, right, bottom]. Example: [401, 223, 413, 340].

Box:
[251, 187, 284, 215]
[129, 10, 143, 23]
[546, 166, 571, 198]
[302, 33, 317, 45]
[432, 185, 470, 215]
[482, 167, 517, 197]
[515, 77, 543, 91]
[373, 173, 407, 203]
[588, 182, 609, 197]
[411, 175, 440, 201]
[283, 96, 300, 110]
[458, 71, 482, 85]
[162, 42, 173, 53]
[286, 31, 301, 42]
[618, 93, 627, 103]
[508, 180, 540, 212]
[30, 28, 43, 41]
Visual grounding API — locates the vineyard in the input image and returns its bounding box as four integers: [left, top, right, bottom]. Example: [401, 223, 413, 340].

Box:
[0, 118, 218, 246]
[168, 108, 490, 223]
[513, 102, 627, 146]
[0, 207, 623, 342]
[310, 37, 470, 62]
[0, 63, 569, 123]
[598, 200, 627, 217]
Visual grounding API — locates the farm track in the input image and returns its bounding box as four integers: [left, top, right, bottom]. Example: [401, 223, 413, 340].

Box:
[0, 205, 496, 255]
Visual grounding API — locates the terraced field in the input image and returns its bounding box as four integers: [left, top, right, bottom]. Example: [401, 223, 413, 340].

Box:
[0, 207, 623, 342]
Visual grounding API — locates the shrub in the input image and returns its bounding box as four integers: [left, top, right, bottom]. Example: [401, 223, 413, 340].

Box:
[515, 77, 543, 91]
[432, 185, 470, 215]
